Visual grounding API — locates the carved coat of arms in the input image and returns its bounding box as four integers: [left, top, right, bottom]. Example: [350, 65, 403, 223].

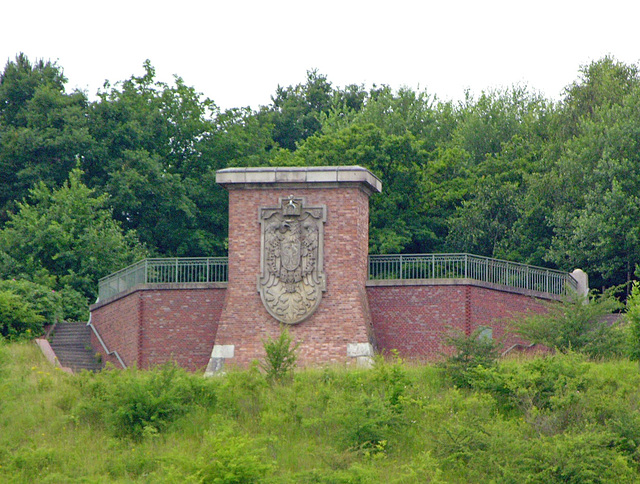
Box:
[258, 196, 326, 324]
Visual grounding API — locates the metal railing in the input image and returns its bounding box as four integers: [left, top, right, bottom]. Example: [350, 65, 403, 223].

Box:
[98, 253, 577, 300]
[98, 257, 228, 300]
[368, 253, 577, 296]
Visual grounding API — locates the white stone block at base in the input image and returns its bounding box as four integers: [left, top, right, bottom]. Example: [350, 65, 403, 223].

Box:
[211, 344, 235, 359]
[347, 343, 374, 358]
[356, 356, 374, 368]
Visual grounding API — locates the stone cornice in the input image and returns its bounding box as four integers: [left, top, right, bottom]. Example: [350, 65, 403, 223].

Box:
[216, 166, 382, 196]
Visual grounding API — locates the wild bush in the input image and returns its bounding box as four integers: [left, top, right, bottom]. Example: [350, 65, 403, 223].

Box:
[195, 430, 273, 483]
[626, 280, 640, 361]
[516, 431, 635, 483]
[471, 352, 590, 420]
[438, 327, 501, 388]
[151, 425, 273, 483]
[322, 362, 413, 455]
[512, 290, 625, 358]
[74, 362, 217, 440]
[0, 289, 44, 340]
[372, 351, 410, 409]
[260, 326, 300, 383]
[0, 279, 62, 323]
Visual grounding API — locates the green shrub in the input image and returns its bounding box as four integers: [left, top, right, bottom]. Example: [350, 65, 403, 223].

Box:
[58, 285, 90, 321]
[512, 291, 624, 358]
[626, 280, 640, 361]
[0, 289, 45, 340]
[519, 431, 635, 483]
[195, 430, 273, 484]
[439, 327, 501, 388]
[372, 351, 410, 409]
[0, 279, 62, 324]
[0, 279, 72, 340]
[323, 366, 411, 454]
[471, 352, 590, 422]
[74, 362, 217, 440]
[153, 426, 273, 484]
[260, 326, 300, 383]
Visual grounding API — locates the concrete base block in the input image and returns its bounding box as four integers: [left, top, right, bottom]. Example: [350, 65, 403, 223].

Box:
[347, 342, 374, 358]
[204, 344, 235, 376]
[356, 356, 374, 368]
[211, 344, 235, 359]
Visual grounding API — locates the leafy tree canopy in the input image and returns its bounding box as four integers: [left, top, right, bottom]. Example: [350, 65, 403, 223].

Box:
[0, 168, 146, 301]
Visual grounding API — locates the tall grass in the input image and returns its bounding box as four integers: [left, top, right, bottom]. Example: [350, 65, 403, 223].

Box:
[1, 340, 640, 482]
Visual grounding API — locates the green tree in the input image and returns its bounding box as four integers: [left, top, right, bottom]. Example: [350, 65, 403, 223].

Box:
[291, 123, 434, 253]
[87, 61, 271, 256]
[0, 53, 94, 221]
[439, 327, 501, 388]
[0, 168, 146, 302]
[260, 69, 336, 151]
[446, 180, 520, 257]
[0, 53, 66, 126]
[443, 88, 560, 261]
[562, 56, 640, 134]
[548, 82, 640, 288]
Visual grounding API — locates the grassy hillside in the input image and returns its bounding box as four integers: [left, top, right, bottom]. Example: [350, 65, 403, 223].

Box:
[1, 340, 640, 483]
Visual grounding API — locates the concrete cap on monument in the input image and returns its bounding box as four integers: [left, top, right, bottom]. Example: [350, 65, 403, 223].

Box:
[216, 166, 382, 195]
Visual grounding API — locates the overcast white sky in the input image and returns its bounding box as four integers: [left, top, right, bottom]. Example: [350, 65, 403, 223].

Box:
[2, 1, 639, 110]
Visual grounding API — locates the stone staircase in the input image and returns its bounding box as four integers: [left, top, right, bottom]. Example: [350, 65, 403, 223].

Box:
[49, 323, 104, 373]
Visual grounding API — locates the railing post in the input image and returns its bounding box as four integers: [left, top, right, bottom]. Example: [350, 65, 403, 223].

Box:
[399, 254, 403, 280]
[144, 259, 148, 284]
[464, 254, 468, 279]
[546, 269, 549, 293]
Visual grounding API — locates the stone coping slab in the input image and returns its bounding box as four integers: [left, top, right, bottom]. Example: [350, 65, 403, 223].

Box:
[90, 282, 227, 310]
[366, 278, 564, 301]
[216, 166, 382, 194]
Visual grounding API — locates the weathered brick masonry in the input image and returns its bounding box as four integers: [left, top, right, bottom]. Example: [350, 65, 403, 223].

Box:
[90, 280, 551, 367]
[91, 284, 226, 370]
[366, 281, 548, 359]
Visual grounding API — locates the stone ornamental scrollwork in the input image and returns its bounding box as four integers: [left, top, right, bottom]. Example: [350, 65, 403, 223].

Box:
[258, 196, 326, 324]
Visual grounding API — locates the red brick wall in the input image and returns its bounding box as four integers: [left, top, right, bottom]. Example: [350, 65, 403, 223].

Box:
[91, 280, 552, 369]
[90, 290, 141, 367]
[138, 288, 225, 371]
[367, 282, 549, 360]
[90, 285, 226, 370]
[367, 284, 467, 358]
[215, 187, 374, 368]
[468, 285, 547, 352]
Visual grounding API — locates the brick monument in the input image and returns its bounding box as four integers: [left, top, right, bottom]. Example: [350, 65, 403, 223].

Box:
[205, 166, 382, 374]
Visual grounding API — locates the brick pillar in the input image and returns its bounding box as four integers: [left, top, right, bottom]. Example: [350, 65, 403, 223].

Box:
[206, 166, 382, 374]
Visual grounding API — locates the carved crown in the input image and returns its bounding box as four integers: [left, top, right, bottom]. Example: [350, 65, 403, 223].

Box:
[282, 195, 302, 217]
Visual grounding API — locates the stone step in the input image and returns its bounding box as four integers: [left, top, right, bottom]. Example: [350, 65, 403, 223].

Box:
[49, 323, 104, 373]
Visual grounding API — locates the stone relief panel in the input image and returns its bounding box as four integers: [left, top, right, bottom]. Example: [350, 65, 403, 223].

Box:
[258, 196, 326, 324]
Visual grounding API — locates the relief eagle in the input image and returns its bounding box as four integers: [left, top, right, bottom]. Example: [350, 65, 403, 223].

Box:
[258, 196, 326, 324]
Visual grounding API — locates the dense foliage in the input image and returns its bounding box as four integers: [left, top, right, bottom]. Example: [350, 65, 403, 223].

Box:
[2, 52, 640, 321]
[3, 342, 640, 482]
